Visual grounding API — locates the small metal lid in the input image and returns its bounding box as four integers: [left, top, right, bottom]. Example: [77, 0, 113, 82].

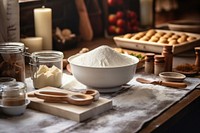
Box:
[30, 50, 64, 63]
[1, 82, 26, 92]
[0, 77, 16, 84]
[0, 42, 25, 53]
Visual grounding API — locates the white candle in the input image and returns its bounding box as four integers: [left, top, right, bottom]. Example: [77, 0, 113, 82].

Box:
[20, 37, 43, 53]
[34, 7, 52, 50]
[140, 0, 153, 27]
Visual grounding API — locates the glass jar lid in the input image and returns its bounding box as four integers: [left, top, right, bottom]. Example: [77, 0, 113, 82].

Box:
[0, 77, 16, 84]
[1, 82, 26, 92]
[0, 42, 24, 53]
[31, 50, 64, 63]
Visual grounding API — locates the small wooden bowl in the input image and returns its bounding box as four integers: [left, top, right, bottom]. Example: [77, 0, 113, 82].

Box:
[159, 72, 186, 82]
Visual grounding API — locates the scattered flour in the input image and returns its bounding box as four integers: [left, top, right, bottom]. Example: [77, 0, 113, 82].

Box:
[71, 45, 134, 67]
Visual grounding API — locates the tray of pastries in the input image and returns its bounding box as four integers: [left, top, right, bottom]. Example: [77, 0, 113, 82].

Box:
[113, 29, 200, 54]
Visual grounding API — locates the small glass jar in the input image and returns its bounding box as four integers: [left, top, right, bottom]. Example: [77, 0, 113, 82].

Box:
[30, 51, 64, 89]
[0, 42, 25, 82]
[0, 77, 17, 104]
[1, 82, 26, 106]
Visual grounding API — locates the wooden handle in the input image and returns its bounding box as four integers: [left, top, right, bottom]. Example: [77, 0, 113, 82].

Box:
[161, 81, 187, 88]
[34, 91, 93, 106]
[34, 91, 68, 101]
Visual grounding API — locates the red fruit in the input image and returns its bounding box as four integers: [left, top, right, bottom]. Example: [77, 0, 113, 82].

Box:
[132, 26, 138, 32]
[116, 11, 124, 19]
[116, 19, 126, 27]
[108, 14, 117, 24]
[130, 19, 137, 26]
[115, 27, 125, 34]
[117, 0, 124, 5]
[134, 20, 139, 26]
[127, 10, 136, 20]
[130, 11, 136, 18]
[107, 0, 116, 6]
[126, 22, 132, 32]
[108, 25, 116, 34]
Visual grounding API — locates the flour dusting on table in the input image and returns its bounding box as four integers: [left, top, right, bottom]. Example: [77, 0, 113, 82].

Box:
[0, 74, 199, 133]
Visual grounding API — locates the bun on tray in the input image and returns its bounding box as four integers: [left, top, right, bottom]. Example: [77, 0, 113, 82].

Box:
[123, 29, 197, 45]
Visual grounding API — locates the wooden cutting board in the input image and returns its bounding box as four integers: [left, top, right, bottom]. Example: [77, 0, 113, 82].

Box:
[27, 87, 112, 122]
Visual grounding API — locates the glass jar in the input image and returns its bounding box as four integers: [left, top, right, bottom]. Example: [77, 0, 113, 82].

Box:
[30, 51, 63, 89]
[0, 42, 25, 82]
[0, 77, 17, 104]
[1, 82, 26, 106]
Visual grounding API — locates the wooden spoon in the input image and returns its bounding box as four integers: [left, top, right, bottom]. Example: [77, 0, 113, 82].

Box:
[34, 91, 94, 106]
[136, 78, 187, 88]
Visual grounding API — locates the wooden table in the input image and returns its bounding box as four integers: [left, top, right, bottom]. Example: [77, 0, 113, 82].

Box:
[22, 37, 200, 132]
[62, 37, 200, 133]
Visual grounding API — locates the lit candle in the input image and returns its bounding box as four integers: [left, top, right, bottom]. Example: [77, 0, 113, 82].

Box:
[34, 6, 52, 50]
[20, 37, 43, 53]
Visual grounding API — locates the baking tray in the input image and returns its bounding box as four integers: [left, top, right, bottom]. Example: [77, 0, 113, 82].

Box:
[114, 48, 145, 69]
[113, 29, 200, 54]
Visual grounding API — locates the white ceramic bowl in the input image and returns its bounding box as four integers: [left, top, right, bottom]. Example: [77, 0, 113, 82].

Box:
[159, 72, 186, 82]
[0, 99, 30, 116]
[68, 54, 139, 93]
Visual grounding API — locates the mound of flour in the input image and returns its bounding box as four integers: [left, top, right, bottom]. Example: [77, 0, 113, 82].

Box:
[71, 45, 133, 67]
